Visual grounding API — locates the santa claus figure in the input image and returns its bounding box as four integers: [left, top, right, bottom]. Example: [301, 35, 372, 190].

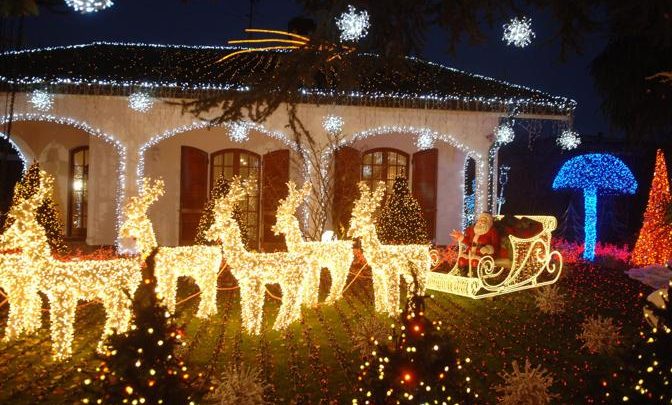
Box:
[451, 213, 500, 274]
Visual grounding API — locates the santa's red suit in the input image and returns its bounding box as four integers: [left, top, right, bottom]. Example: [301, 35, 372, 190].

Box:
[457, 224, 501, 268]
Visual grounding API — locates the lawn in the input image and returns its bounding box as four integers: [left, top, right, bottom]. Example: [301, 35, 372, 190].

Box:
[0, 260, 648, 404]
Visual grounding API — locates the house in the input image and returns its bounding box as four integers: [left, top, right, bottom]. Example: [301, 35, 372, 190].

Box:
[0, 42, 575, 249]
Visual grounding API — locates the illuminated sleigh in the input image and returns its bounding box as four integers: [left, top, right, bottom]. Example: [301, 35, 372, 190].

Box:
[426, 215, 563, 299]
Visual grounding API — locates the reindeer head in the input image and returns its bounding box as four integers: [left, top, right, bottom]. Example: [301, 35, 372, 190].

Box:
[271, 181, 311, 237]
[347, 181, 385, 240]
[118, 177, 165, 256]
[0, 170, 53, 255]
[204, 176, 254, 244]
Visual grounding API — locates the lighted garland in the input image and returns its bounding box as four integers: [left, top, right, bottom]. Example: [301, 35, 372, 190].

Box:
[348, 181, 431, 316]
[204, 177, 309, 334]
[65, 0, 114, 13]
[119, 178, 220, 318]
[272, 181, 354, 306]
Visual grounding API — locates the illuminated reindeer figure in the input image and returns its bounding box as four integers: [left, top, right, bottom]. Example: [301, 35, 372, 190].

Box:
[204, 177, 307, 334]
[348, 181, 431, 316]
[0, 171, 141, 360]
[119, 178, 219, 318]
[272, 181, 353, 306]
[0, 182, 45, 341]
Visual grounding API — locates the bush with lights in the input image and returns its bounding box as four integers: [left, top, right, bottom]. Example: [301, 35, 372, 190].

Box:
[195, 175, 250, 249]
[352, 278, 477, 404]
[377, 176, 429, 245]
[81, 249, 205, 404]
[1, 162, 67, 254]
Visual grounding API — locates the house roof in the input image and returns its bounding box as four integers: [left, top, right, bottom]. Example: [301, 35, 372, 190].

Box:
[0, 42, 575, 116]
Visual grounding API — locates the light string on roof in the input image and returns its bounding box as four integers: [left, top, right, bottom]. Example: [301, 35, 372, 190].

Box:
[65, 0, 114, 14]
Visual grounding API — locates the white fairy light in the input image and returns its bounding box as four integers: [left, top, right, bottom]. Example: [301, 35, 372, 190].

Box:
[416, 130, 435, 150]
[336, 5, 370, 42]
[322, 114, 344, 135]
[65, 0, 113, 14]
[502, 16, 535, 48]
[28, 89, 54, 112]
[495, 123, 515, 145]
[128, 92, 154, 112]
[556, 129, 581, 150]
[229, 121, 250, 143]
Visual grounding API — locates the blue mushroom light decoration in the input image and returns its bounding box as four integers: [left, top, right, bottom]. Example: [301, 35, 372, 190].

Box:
[553, 154, 637, 261]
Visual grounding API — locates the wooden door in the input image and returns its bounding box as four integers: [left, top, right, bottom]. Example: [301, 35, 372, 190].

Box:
[332, 146, 361, 238]
[261, 149, 290, 251]
[179, 146, 209, 245]
[412, 148, 438, 241]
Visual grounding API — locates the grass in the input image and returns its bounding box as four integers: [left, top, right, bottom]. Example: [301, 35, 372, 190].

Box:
[0, 262, 649, 404]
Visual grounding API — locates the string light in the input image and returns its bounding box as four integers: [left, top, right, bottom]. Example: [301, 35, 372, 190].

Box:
[556, 129, 581, 150]
[502, 16, 535, 48]
[0, 113, 127, 242]
[204, 177, 309, 334]
[426, 215, 563, 298]
[322, 114, 344, 135]
[0, 171, 141, 360]
[272, 181, 354, 306]
[65, 0, 113, 13]
[119, 178, 220, 318]
[494, 123, 515, 145]
[348, 182, 431, 316]
[28, 89, 54, 111]
[128, 92, 154, 112]
[336, 5, 370, 42]
[553, 154, 637, 261]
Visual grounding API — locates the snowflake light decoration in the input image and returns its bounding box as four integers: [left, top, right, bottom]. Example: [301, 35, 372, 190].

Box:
[495, 123, 515, 145]
[416, 130, 435, 150]
[128, 92, 153, 112]
[28, 89, 54, 112]
[229, 121, 250, 143]
[336, 5, 370, 42]
[322, 114, 344, 135]
[502, 17, 535, 48]
[65, 0, 114, 13]
[557, 129, 581, 150]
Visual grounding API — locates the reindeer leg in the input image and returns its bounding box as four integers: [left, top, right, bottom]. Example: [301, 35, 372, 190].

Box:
[302, 261, 321, 308]
[155, 267, 178, 314]
[274, 277, 303, 331]
[47, 293, 78, 361]
[195, 262, 218, 318]
[239, 278, 264, 335]
[386, 267, 401, 316]
[370, 265, 389, 314]
[325, 259, 348, 304]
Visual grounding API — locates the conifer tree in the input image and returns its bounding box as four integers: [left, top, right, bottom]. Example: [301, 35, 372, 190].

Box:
[353, 290, 477, 404]
[195, 176, 250, 249]
[631, 149, 672, 266]
[1, 161, 67, 254]
[377, 176, 428, 244]
[82, 249, 204, 404]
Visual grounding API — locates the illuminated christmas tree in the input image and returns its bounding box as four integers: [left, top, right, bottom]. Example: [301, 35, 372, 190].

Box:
[631, 149, 672, 266]
[82, 249, 204, 404]
[195, 176, 250, 249]
[1, 162, 67, 254]
[377, 176, 428, 244]
[353, 291, 477, 404]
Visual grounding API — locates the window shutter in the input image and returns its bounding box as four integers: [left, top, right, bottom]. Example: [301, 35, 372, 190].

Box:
[261, 149, 290, 251]
[412, 148, 438, 241]
[179, 146, 209, 245]
[332, 146, 361, 238]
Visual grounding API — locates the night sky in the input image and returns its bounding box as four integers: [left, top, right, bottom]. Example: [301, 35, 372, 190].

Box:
[22, 1, 609, 137]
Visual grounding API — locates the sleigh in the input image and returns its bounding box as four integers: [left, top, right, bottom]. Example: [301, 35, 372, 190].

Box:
[426, 215, 563, 299]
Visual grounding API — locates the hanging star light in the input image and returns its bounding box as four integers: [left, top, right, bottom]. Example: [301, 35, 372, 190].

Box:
[229, 121, 250, 143]
[495, 123, 515, 145]
[416, 130, 435, 150]
[28, 89, 54, 112]
[336, 4, 370, 42]
[128, 92, 154, 112]
[65, 0, 114, 13]
[322, 114, 344, 135]
[556, 129, 581, 150]
[502, 16, 535, 48]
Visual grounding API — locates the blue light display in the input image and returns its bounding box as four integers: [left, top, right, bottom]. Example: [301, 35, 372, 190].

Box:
[553, 153, 637, 261]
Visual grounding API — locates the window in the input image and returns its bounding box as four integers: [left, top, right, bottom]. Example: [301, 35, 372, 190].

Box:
[68, 146, 89, 238]
[361, 148, 409, 196]
[211, 149, 261, 245]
